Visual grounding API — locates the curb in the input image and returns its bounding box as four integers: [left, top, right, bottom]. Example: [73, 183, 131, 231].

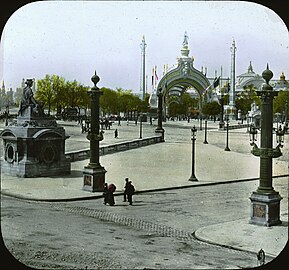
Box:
[193, 226, 277, 260]
[1, 174, 288, 202]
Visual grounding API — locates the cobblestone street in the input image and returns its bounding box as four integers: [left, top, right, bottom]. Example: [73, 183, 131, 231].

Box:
[1, 119, 288, 269]
[2, 189, 258, 269]
[2, 1, 289, 268]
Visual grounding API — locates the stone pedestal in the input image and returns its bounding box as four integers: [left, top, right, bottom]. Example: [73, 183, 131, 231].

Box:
[83, 166, 106, 192]
[249, 192, 282, 226]
[224, 105, 237, 120]
[0, 106, 70, 177]
[155, 128, 165, 142]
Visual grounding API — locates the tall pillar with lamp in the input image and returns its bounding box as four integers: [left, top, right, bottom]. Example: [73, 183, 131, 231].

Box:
[249, 65, 284, 226]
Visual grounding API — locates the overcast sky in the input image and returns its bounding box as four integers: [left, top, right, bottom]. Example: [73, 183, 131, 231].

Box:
[1, 1, 289, 94]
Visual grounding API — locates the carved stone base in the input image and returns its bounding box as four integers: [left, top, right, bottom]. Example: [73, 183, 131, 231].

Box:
[224, 105, 237, 120]
[249, 192, 282, 226]
[1, 157, 70, 177]
[155, 128, 165, 142]
[83, 166, 106, 192]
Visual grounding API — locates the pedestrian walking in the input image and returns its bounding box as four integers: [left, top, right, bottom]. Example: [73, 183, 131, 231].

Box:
[123, 178, 129, 202]
[107, 183, 116, 206]
[126, 181, 135, 205]
[114, 129, 118, 138]
[103, 183, 109, 205]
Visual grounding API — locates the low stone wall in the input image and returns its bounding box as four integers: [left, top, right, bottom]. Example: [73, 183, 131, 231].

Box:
[66, 135, 163, 162]
[223, 124, 248, 130]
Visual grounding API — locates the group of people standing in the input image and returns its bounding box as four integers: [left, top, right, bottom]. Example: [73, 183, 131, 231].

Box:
[103, 178, 135, 206]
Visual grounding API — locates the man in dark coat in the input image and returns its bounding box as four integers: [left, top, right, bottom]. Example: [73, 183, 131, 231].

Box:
[107, 183, 116, 206]
[126, 181, 135, 205]
[123, 178, 129, 202]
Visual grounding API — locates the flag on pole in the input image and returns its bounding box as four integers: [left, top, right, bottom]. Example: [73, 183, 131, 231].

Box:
[203, 76, 221, 96]
[155, 66, 159, 81]
[213, 76, 220, 88]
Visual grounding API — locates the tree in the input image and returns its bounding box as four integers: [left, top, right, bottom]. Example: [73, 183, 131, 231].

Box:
[182, 92, 198, 114]
[36, 75, 91, 115]
[100, 87, 118, 115]
[115, 88, 145, 115]
[52, 75, 66, 114]
[202, 101, 221, 117]
[274, 90, 289, 115]
[235, 84, 260, 115]
[36, 74, 54, 115]
[73, 84, 90, 114]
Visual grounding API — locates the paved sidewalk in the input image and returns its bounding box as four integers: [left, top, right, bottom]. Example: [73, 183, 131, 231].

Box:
[194, 218, 288, 258]
[1, 119, 288, 261]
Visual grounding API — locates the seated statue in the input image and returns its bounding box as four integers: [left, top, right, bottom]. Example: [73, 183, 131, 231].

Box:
[18, 79, 44, 116]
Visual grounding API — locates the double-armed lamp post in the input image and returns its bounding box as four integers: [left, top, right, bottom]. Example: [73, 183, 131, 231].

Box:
[83, 72, 107, 192]
[249, 65, 285, 226]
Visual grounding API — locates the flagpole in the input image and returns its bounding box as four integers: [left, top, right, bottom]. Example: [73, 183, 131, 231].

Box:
[220, 66, 223, 90]
[146, 75, 148, 96]
[152, 67, 154, 92]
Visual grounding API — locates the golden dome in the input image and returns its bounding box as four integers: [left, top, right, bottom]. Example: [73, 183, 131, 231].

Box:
[280, 72, 285, 81]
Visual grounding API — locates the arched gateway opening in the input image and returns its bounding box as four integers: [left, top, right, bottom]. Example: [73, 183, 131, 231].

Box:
[155, 33, 211, 137]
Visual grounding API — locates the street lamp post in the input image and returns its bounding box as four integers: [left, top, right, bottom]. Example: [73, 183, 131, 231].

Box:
[284, 101, 288, 133]
[199, 114, 203, 131]
[219, 93, 225, 129]
[155, 89, 165, 141]
[188, 126, 198, 181]
[249, 65, 283, 226]
[224, 116, 231, 151]
[83, 72, 107, 192]
[139, 114, 143, 139]
[203, 120, 208, 144]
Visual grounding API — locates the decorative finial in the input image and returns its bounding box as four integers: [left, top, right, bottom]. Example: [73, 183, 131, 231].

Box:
[91, 71, 100, 87]
[262, 64, 273, 84]
[248, 61, 253, 73]
[230, 39, 237, 53]
[180, 32, 190, 58]
[183, 31, 189, 47]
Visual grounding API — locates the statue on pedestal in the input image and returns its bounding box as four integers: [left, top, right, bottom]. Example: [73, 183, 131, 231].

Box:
[18, 79, 44, 116]
[1, 78, 70, 177]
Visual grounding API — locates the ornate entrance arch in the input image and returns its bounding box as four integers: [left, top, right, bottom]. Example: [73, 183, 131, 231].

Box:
[155, 33, 211, 136]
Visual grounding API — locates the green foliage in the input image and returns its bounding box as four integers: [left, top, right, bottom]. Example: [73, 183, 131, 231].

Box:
[235, 84, 260, 114]
[36, 74, 90, 115]
[274, 90, 289, 114]
[202, 101, 221, 116]
[36, 74, 54, 114]
[36, 75, 148, 116]
[167, 93, 197, 117]
[115, 87, 148, 114]
[100, 87, 118, 115]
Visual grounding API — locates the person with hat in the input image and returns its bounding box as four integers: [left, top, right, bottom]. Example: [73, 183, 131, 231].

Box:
[123, 178, 129, 202]
[126, 181, 135, 206]
[107, 183, 116, 206]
